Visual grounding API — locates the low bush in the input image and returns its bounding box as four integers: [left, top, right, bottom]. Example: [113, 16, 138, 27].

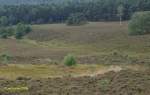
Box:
[0, 53, 12, 63]
[63, 54, 76, 66]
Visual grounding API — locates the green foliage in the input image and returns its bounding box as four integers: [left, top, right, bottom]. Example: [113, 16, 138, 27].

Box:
[63, 54, 76, 66]
[129, 11, 150, 35]
[0, 27, 14, 39]
[0, 53, 12, 63]
[66, 13, 87, 26]
[0, 23, 31, 39]
[0, 16, 9, 27]
[0, 0, 150, 24]
[15, 23, 32, 39]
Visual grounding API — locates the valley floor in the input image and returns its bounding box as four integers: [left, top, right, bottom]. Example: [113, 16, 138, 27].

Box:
[0, 22, 150, 95]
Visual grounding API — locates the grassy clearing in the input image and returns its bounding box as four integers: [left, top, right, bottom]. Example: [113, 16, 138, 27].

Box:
[0, 63, 148, 80]
[0, 64, 109, 79]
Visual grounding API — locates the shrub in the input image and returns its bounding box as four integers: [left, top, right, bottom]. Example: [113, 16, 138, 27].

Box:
[0, 27, 14, 39]
[0, 16, 9, 27]
[0, 27, 8, 38]
[66, 13, 87, 26]
[63, 54, 76, 66]
[15, 23, 32, 39]
[128, 11, 150, 35]
[0, 53, 12, 63]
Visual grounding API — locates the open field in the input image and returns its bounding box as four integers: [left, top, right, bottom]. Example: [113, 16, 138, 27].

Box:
[0, 21, 150, 78]
[0, 0, 149, 94]
[1, 22, 150, 64]
[0, 22, 150, 95]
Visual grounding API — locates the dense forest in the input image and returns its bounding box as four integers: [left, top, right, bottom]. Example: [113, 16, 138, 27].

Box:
[0, 0, 69, 5]
[0, 0, 150, 25]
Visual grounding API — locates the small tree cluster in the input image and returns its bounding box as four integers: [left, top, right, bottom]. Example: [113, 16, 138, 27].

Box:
[128, 11, 150, 35]
[0, 23, 32, 39]
[0, 27, 14, 39]
[15, 23, 32, 39]
[66, 13, 87, 26]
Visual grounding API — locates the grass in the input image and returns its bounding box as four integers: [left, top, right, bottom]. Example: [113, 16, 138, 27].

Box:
[0, 22, 150, 64]
[29, 22, 150, 53]
[0, 21, 150, 95]
[0, 64, 109, 79]
[32, 22, 150, 60]
[0, 21, 150, 79]
[0, 87, 28, 93]
[0, 63, 148, 80]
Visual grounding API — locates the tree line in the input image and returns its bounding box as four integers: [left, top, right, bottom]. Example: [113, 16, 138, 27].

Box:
[0, 0, 150, 25]
[0, 0, 68, 5]
[0, 23, 31, 39]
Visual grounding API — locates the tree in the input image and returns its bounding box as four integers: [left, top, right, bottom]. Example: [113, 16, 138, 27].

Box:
[117, 5, 124, 25]
[15, 23, 32, 39]
[66, 13, 87, 26]
[0, 16, 9, 26]
[0, 27, 14, 39]
[0, 27, 8, 38]
[128, 11, 150, 35]
[0, 0, 150, 24]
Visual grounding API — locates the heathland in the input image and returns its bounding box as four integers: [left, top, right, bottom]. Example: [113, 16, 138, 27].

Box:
[0, 22, 150, 95]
